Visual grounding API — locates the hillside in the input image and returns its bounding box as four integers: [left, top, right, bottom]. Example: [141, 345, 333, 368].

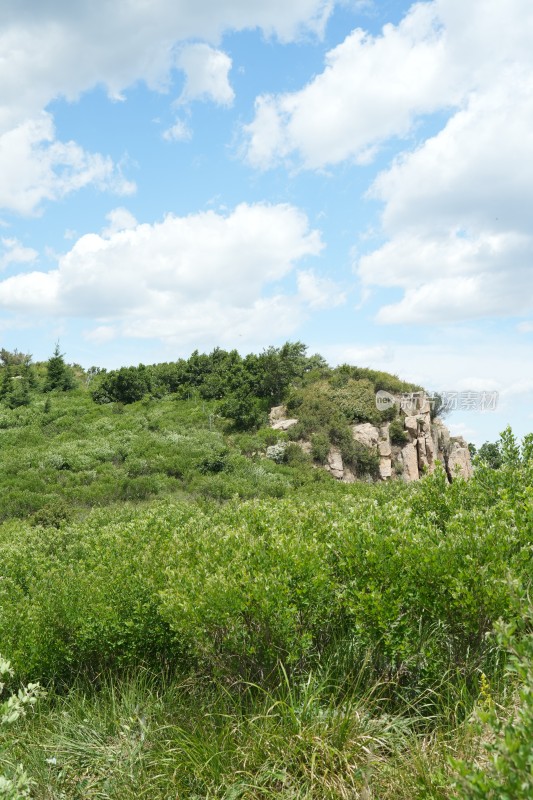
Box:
[0, 342, 468, 526]
[0, 343, 531, 799]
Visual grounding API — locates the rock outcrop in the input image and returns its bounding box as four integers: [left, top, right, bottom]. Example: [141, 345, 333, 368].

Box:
[325, 446, 344, 480]
[352, 422, 380, 449]
[447, 438, 473, 480]
[268, 393, 472, 484]
[269, 405, 298, 431]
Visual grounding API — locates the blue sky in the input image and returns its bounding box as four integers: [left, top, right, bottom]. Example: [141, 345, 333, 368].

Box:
[0, 0, 531, 444]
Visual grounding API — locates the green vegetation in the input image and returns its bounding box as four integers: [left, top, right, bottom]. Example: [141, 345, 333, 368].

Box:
[0, 343, 531, 797]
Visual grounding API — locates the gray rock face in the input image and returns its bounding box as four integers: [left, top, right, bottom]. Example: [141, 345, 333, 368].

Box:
[352, 422, 380, 449]
[379, 439, 392, 457]
[269, 405, 287, 422]
[268, 404, 298, 431]
[404, 416, 419, 437]
[267, 392, 473, 484]
[379, 458, 392, 479]
[401, 442, 419, 481]
[271, 418, 298, 431]
[326, 446, 344, 480]
[447, 439, 473, 480]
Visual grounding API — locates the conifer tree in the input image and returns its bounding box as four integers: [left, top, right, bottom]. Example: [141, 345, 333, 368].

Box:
[44, 343, 75, 392]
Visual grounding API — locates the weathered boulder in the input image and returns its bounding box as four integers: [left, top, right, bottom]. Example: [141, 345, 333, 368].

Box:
[400, 391, 431, 417]
[379, 457, 392, 479]
[379, 439, 392, 457]
[401, 442, 419, 481]
[447, 439, 473, 480]
[404, 416, 419, 437]
[352, 422, 380, 449]
[269, 404, 298, 431]
[326, 446, 344, 480]
[417, 435, 429, 472]
[343, 467, 356, 484]
[269, 405, 287, 422]
[271, 418, 298, 431]
[296, 439, 312, 455]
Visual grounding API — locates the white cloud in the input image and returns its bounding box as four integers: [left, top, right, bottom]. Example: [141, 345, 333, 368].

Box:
[242, 0, 533, 326]
[176, 44, 234, 106]
[102, 208, 138, 238]
[296, 270, 346, 308]
[0, 113, 135, 215]
[359, 74, 533, 324]
[0, 1, 336, 135]
[243, 0, 533, 171]
[0, 1, 335, 212]
[226, 0, 526, 324]
[244, 1, 452, 169]
[83, 325, 117, 345]
[518, 321, 533, 334]
[0, 237, 38, 270]
[0, 203, 323, 348]
[162, 119, 193, 142]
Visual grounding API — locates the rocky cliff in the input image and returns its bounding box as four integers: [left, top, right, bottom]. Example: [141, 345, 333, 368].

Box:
[269, 392, 472, 483]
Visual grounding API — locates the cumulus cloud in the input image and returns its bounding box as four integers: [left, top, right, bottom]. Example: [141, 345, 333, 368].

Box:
[0, 203, 323, 347]
[101, 207, 138, 238]
[0, 113, 135, 215]
[0, 1, 336, 134]
[358, 73, 533, 323]
[244, 2, 452, 169]
[176, 44, 234, 106]
[162, 119, 193, 142]
[0, 1, 335, 212]
[83, 325, 117, 345]
[296, 270, 346, 308]
[243, 0, 533, 170]
[240, 0, 533, 323]
[0, 237, 38, 270]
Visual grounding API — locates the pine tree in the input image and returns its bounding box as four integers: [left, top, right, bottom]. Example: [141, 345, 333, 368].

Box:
[44, 343, 75, 392]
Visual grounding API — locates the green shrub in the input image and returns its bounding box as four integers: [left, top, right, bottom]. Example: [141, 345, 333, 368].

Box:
[389, 418, 409, 446]
[453, 612, 533, 799]
[332, 378, 380, 424]
[0, 654, 45, 799]
[311, 432, 330, 463]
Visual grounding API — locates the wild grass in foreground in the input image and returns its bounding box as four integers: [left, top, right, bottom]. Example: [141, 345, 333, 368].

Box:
[0, 661, 474, 799]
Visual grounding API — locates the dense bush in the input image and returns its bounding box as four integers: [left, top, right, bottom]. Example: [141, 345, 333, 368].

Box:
[0, 429, 530, 691]
[390, 417, 409, 446]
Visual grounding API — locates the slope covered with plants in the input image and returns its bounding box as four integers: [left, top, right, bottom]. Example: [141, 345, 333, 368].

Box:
[0, 343, 531, 798]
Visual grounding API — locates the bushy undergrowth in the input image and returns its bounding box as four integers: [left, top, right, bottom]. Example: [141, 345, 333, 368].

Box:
[0, 392, 332, 524]
[0, 427, 530, 797]
[0, 431, 530, 692]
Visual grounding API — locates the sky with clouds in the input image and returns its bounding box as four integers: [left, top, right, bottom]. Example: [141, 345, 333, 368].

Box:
[0, 0, 531, 444]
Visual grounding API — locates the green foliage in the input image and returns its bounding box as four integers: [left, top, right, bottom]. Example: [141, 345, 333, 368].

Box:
[218, 389, 265, 431]
[476, 440, 503, 469]
[331, 378, 380, 424]
[331, 363, 422, 395]
[92, 365, 151, 404]
[0, 443, 530, 692]
[390, 417, 409, 446]
[311, 432, 330, 463]
[44, 343, 75, 392]
[0, 419, 530, 797]
[453, 611, 533, 799]
[0, 655, 44, 798]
